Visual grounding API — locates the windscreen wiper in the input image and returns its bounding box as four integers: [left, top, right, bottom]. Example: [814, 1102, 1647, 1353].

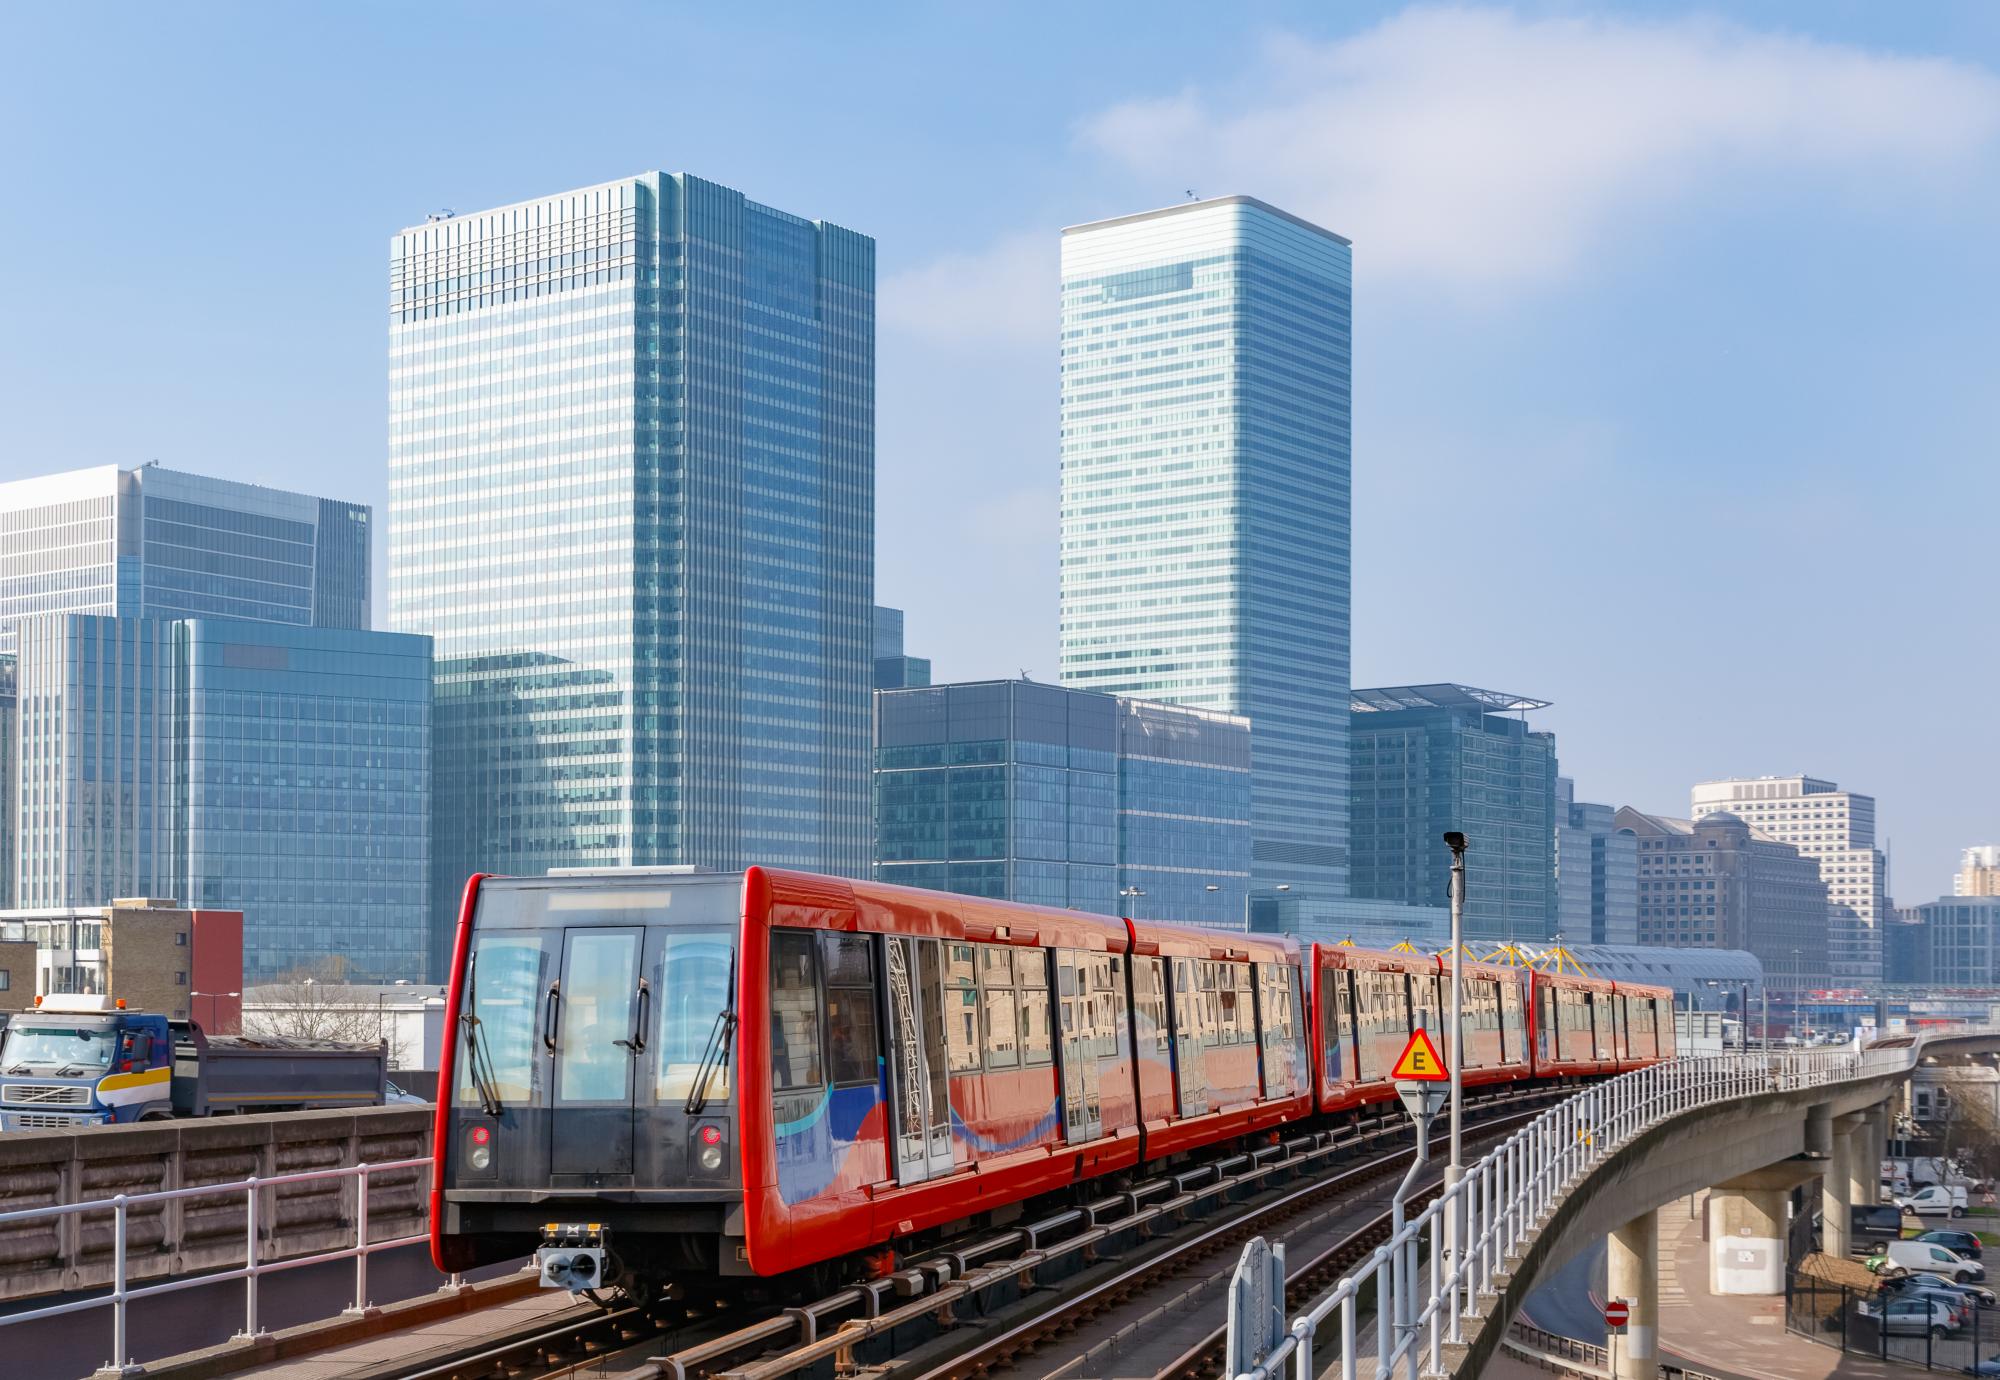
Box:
[684, 953, 737, 1116]
[460, 954, 505, 1117]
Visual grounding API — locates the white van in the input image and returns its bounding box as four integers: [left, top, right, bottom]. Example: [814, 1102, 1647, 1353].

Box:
[1898, 1185, 1971, 1218]
[1884, 1238, 1986, 1283]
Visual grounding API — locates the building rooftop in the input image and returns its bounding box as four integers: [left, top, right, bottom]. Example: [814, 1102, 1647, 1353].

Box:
[1061, 195, 1351, 246]
[1350, 684, 1551, 714]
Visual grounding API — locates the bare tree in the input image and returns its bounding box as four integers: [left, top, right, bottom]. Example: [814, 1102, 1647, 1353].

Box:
[242, 960, 405, 1064]
[1924, 1063, 2000, 1189]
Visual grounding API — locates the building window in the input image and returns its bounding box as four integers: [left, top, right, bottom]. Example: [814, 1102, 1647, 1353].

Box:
[175, 971, 188, 986]
[0, 971, 9, 991]
[175, 933, 189, 947]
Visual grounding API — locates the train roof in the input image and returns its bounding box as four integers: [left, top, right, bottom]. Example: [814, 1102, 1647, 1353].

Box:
[1313, 942, 1440, 975]
[1127, 917, 1299, 964]
[750, 868, 1131, 953]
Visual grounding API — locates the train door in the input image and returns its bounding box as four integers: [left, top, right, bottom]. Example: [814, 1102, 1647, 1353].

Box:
[547, 925, 645, 1178]
[1056, 952, 1103, 1141]
[1169, 957, 1208, 1115]
[883, 936, 954, 1184]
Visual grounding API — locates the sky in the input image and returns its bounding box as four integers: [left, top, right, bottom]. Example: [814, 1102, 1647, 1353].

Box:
[2, 2, 1996, 901]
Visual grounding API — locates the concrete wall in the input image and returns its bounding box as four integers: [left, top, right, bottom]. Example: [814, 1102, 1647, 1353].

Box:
[0, 1104, 430, 1302]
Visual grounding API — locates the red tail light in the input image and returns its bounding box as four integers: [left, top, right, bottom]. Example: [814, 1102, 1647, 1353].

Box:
[470, 1125, 491, 1145]
[699, 1125, 723, 1146]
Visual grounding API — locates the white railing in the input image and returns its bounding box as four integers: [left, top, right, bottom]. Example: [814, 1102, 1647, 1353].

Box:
[0, 1155, 440, 1375]
[1234, 1035, 1963, 1380]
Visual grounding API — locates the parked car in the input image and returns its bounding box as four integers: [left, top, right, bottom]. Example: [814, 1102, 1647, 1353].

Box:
[1917, 1228, 1985, 1262]
[1883, 1238, 1987, 1283]
[1858, 1294, 1962, 1338]
[1898, 1185, 1971, 1218]
[1969, 1355, 2000, 1376]
[1887, 1273, 1991, 1315]
[1852, 1204, 1906, 1254]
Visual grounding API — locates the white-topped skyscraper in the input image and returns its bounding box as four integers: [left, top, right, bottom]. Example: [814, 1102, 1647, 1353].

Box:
[1690, 775, 1887, 983]
[388, 174, 874, 973]
[1058, 198, 1353, 919]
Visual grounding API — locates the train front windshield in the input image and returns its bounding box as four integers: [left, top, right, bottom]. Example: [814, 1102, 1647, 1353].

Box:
[454, 878, 739, 1112]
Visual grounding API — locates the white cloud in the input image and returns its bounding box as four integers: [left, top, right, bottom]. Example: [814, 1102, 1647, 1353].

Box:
[879, 230, 1056, 346]
[1077, 7, 2000, 291]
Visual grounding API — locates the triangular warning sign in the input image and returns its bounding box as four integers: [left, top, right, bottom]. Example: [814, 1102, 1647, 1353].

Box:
[1392, 1028, 1449, 1082]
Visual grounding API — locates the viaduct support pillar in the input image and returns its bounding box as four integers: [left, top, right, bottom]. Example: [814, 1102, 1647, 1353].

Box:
[1607, 1208, 1658, 1379]
[1821, 1113, 1867, 1258]
[1709, 1164, 1818, 1294]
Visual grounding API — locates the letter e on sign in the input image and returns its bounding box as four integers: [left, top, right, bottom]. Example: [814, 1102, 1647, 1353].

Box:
[1391, 1028, 1449, 1082]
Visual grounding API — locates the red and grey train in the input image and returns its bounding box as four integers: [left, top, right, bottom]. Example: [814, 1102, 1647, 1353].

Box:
[431, 868, 1674, 1292]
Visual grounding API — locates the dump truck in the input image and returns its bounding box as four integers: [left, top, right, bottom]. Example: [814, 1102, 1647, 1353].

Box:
[0, 995, 388, 1131]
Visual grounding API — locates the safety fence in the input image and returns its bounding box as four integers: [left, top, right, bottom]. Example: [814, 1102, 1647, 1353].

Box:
[0, 1155, 440, 1375]
[1503, 1320, 1731, 1379]
[1785, 1264, 2000, 1372]
[1229, 1040, 1939, 1380]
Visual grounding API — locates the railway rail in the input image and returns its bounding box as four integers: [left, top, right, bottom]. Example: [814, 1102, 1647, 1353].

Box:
[341, 1083, 1566, 1380]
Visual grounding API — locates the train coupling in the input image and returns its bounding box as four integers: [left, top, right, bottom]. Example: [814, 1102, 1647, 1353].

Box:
[537, 1222, 612, 1291]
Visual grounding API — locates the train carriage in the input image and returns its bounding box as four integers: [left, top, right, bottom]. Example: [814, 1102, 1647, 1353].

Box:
[1126, 920, 1311, 1160]
[1527, 970, 1619, 1078]
[1607, 981, 1677, 1072]
[433, 865, 1679, 1301]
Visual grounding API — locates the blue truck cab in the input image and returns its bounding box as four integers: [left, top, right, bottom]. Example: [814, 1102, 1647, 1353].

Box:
[0, 996, 175, 1130]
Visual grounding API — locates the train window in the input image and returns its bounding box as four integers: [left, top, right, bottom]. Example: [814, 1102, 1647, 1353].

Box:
[823, 934, 878, 1088]
[456, 933, 550, 1106]
[945, 946, 980, 1073]
[1016, 950, 1053, 1067]
[1095, 956, 1120, 1057]
[1499, 978, 1523, 1062]
[822, 933, 874, 986]
[981, 947, 1019, 1070]
[656, 930, 736, 1103]
[1133, 957, 1170, 1058]
[769, 931, 823, 1092]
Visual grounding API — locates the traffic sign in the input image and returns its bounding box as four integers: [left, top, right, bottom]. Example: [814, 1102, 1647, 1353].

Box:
[1391, 1028, 1449, 1082]
[1396, 1082, 1447, 1121]
[1604, 1299, 1629, 1333]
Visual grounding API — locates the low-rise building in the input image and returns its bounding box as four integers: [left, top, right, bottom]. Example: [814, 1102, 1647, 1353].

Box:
[0, 898, 243, 1028]
[240, 980, 446, 1070]
[874, 679, 1252, 926]
[1349, 685, 1558, 942]
[1614, 808, 1826, 990]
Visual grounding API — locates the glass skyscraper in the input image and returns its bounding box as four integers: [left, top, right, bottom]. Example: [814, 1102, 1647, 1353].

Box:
[874, 680, 1251, 926]
[388, 174, 873, 972]
[0, 463, 371, 651]
[11, 615, 432, 979]
[1348, 685, 1559, 941]
[1058, 198, 1353, 916]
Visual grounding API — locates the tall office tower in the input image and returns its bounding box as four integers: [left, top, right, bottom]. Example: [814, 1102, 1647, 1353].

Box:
[1348, 685, 1558, 941]
[10, 615, 432, 982]
[0, 463, 371, 651]
[1555, 777, 1639, 946]
[1058, 198, 1352, 917]
[873, 605, 931, 689]
[1957, 846, 2000, 897]
[1690, 776, 1887, 983]
[1617, 808, 1827, 987]
[389, 174, 874, 973]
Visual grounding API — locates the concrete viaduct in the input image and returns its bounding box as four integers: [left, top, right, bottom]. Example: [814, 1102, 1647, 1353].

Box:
[1448, 1031, 2000, 1377]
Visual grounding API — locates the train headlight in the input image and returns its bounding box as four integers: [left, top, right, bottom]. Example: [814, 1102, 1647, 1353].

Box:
[695, 1122, 727, 1174]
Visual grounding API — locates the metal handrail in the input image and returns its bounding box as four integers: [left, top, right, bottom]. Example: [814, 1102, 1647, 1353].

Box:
[1235, 1025, 2000, 1380]
[0, 1154, 438, 1374]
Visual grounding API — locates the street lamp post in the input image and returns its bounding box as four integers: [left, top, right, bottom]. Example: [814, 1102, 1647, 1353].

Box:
[1207, 881, 1289, 929]
[1442, 832, 1468, 1259]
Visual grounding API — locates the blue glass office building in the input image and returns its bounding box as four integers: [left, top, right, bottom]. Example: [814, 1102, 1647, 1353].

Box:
[0, 464, 371, 652]
[11, 615, 432, 979]
[1059, 198, 1353, 915]
[874, 681, 1251, 926]
[389, 174, 874, 974]
[1348, 685, 1559, 942]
